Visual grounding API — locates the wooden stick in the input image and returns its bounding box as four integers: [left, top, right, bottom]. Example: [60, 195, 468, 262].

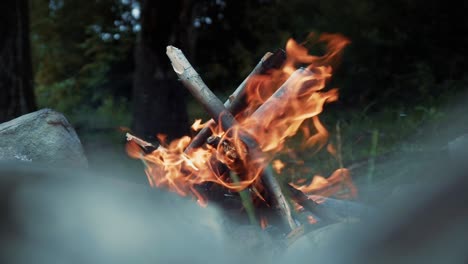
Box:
[126, 133, 158, 153]
[166, 46, 297, 231]
[167, 46, 236, 131]
[185, 49, 286, 153]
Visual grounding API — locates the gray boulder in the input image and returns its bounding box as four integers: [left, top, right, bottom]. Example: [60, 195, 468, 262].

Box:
[0, 108, 88, 167]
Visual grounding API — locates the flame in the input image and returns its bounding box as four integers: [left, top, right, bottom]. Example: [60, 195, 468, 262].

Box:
[290, 168, 358, 199]
[127, 32, 355, 207]
[191, 119, 206, 131]
[284, 33, 350, 74]
[127, 135, 253, 205]
[272, 159, 285, 174]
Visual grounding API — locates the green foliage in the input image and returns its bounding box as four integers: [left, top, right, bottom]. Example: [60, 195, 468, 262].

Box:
[30, 0, 468, 129]
[31, 0, 135, 130]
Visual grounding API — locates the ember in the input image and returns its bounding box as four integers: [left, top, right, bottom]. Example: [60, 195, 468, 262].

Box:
[126, 33, 356, 231]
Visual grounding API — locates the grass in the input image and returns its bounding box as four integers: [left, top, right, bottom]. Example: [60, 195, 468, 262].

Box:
[261, 91, 468, 190]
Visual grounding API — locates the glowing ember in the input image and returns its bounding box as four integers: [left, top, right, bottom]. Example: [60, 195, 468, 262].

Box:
[191, 119, 207, 132]
[127, 32, 355, 207]
[272, 159, 285, 174]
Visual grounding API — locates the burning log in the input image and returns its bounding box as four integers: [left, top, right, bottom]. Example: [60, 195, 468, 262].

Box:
[240, 67, 338, 153]
[125, 33, 373, 247]
[286, 183, 320, 213]
[128, 128, 357, 226]
[185, 49, 286, 153]
[166, 46, 297, 231]
[125, 33, 361, 242]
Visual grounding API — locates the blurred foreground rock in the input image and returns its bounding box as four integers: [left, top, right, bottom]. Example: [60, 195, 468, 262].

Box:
[0, 160, 467, 263]
[285, 222, 354, 259]
[0, 109, 87, 167]
[314, 197, 373, 221]
[0, 164, 237, 264]
[448, 133, 468, 167]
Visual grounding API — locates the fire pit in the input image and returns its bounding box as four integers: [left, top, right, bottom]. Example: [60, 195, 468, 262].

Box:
[126, 33, 359, 240]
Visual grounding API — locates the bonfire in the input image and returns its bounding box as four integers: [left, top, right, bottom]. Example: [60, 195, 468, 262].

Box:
[126, 33, 357, 240]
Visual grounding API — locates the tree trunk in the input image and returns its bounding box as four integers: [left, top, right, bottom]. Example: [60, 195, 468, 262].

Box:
[132, 0, 197, 140]
[0, 0, 37, 123]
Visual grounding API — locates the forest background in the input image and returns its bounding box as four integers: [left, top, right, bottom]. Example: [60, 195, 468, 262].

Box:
[2, 0, 467, 184]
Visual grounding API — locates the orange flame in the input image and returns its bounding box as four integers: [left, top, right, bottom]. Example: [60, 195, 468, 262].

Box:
[127, 32, 355, 205]
[290, 168, 358, 199]
[272, 159, 285, 174]
[191, 119, 207, 131]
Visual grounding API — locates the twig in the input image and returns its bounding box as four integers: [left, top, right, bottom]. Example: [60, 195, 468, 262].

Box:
[166, 46, 297, 231]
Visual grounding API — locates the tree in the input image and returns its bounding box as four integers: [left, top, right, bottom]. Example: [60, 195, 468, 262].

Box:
[132, 0, 196, 140]
[0, 0, 36, 122]
[30, 0, 136, 129]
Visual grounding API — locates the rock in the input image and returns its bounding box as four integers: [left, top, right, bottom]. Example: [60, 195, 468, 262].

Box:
[0, 108, 88, 167]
